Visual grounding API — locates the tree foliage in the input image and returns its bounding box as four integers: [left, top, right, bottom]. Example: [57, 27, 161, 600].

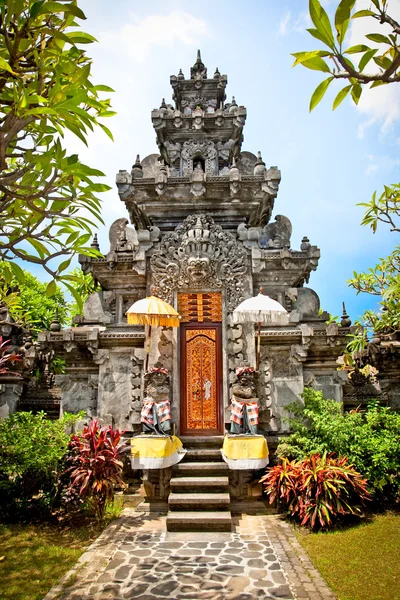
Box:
[293, 0, 400, 343]
[0, 0, 114, 305]
[0, 263, 69, 331]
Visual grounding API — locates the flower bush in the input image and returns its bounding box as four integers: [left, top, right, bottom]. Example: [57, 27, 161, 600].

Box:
[261, 454, 370, 529]
[277, 388, 400, 504]
[66, 420, 129, 520]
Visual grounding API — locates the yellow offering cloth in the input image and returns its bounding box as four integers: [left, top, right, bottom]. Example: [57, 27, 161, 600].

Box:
[131, 435, 186, 470]
[221, 435, 269, 470]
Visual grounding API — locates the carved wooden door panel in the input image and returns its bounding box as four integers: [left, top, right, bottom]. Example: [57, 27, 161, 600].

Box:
[179, 292, 223, 436]
[180, 323, 223, 435]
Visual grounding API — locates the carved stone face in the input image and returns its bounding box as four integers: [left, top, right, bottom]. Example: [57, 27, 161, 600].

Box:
[187, 255, 210, 283]
[237, 372, 256, 389]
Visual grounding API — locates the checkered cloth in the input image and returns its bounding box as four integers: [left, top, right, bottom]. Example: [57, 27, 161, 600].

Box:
[230, 396, 259, 426]
[141, 399, 171, 426]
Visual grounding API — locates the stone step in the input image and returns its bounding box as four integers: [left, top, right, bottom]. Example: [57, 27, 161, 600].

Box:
[173, 461, 229, 476]
[168, 492, 230, 511]
[184, 448, 222, 462]
[180, 436, 224, 448]
[166, 510, 232, 532]
[170, 476, 229, 493]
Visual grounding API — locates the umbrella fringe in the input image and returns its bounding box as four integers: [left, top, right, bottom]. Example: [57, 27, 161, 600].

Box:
[232, 312, 288, 325]
[127, 314, 180, 327]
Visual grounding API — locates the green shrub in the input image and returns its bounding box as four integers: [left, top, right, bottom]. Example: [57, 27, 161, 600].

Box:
[278, 389, 400, 504]
[260, 454, 370, 529]
[0, 411, 84, 519]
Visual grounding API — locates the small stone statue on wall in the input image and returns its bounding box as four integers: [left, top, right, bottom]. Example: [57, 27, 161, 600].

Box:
[141, 366, 172, 435]
[230, 366, 259, 435]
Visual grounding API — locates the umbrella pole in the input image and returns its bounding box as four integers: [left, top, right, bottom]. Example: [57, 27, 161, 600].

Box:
[256, 321, 261, 370]
[145, 324, 152, 372]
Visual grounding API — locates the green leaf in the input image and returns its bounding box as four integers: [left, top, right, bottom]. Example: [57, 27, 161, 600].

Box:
[352, 9, 375, 18]
[64, 282, 83, 312]
[0, 56, 16, 75]
[28, 238, 51, 259]
[292, 51, 330, 67]
[46, 280, 57, 298]
[351, 83, 362, 104]
[293, 54, 331, 72]
[9, 261, 25, 283]
[344, 44, 371, 54]
[373, 56, 392, 70]
[359, 48, 378, 71]
[57, 257, 72, 274]
[370, 80, 387, 88]
[306, 28, 334, 47]
[310, 76, 334, 111]
[65, 32, 97, 44]
[98, 121, 114, 141]
[366, 33, 391, 45]
[332, 84, 352, 109]
[93, 85, 115, 93]
[309, 0, 336, 49]
[335, 0, 356, 46]
[30, 1, 45, 19]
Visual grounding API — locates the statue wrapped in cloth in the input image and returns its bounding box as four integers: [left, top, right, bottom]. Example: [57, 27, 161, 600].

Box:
[141, 367, 172, 435]
[230, 366, 259, 435]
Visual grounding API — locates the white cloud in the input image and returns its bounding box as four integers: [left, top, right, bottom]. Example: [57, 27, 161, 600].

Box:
[277, 10, 311, 36]
[102, 12, 209, 63]
[364, 153, 400, 176]
[279, 11, 291, 36]
[348, 0, 400, 135]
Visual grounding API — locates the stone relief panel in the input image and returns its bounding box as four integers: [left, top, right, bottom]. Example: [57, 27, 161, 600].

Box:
[181, 140, 217, 175]
[151, 214, 250, 311]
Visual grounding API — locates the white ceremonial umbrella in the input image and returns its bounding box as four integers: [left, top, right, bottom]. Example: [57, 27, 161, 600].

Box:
[233, 289, 288, 369]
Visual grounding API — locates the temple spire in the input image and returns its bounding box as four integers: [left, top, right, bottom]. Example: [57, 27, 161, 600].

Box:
[191, 49, 207, 79]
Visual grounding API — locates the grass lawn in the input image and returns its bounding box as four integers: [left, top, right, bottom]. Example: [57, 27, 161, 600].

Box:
[296, 512, 400, 600]
[0, 520, 108, 600]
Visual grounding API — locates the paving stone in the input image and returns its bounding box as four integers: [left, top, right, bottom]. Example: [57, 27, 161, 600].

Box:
[247, 558, 265, 568]
[124, 583, 149, 598]
[151, 580, 179, 596]
[248, 569, 267, 579]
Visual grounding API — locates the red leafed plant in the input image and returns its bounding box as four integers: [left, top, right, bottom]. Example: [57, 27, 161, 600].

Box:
[260, 453, 371, 529]
[67, 420, 130, 520]
[0, 335, 22, 375]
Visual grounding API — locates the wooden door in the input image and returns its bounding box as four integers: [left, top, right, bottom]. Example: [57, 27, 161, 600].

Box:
[178, 293, 223, 436]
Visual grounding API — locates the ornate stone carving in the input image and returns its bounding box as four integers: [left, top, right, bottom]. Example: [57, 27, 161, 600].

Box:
[151, 214, 249, 311]
[190, 162, 206, 197]
[181, 139, 217, 175]
[261, 215, 292, 249]
[109, 218, 139, 253]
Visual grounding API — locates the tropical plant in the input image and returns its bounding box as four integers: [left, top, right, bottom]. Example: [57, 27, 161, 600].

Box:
[0, 335, 21, 375]
[66, 420, 129, 520]
[261, 454, 371, 529]
[67, 267, 101, 321]
[292, 0, 400, 347]
[0, 0, 115, 307]
[0, 411, 83, 518]
[278, 388, 400, 504]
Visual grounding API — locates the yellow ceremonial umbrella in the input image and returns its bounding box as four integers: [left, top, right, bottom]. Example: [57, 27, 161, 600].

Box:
[126, 295, 180, 371]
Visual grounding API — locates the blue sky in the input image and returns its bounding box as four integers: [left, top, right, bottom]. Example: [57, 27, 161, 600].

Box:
[51, 0, 400, 322]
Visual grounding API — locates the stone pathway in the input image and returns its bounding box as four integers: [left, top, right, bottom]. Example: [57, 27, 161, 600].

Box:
[43, 510, 336, 600]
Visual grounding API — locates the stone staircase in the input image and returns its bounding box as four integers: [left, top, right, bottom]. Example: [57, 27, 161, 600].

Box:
[166, 436, 232, 532]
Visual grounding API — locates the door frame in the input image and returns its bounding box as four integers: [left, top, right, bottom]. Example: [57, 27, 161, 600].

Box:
[180, 322, 223, 436]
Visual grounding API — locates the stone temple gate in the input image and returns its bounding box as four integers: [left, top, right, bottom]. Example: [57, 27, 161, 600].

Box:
[32, 52, 355, 517]
[37, 51, 351, 435]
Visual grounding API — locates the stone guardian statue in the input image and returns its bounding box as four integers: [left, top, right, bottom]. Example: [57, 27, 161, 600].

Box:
[230, 366, 259, 435]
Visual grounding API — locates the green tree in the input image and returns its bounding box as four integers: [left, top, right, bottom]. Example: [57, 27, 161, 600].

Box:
[0, 0, 114, 306]
[293, 0, 400, 343]
[0, 263, 68, 331]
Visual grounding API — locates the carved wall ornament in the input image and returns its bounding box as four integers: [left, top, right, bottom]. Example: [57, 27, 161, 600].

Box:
[151, 214, 249, 310]
[109, 218, 139, 253]
[181, 139, 217, 176]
